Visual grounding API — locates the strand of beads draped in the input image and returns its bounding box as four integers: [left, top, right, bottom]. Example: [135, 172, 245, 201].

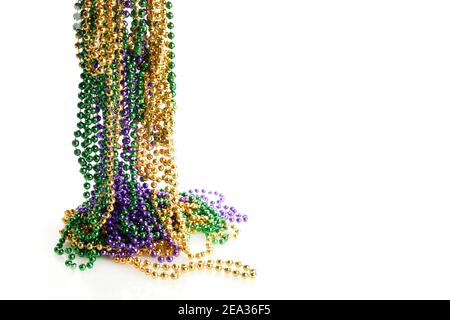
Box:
[55, 0, 255, 280]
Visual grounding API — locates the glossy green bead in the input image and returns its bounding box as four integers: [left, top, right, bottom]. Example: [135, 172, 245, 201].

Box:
[79, 264, 86, 271]
[78, 158, 87, 166]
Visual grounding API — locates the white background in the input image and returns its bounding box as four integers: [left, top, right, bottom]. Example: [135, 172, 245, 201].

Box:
[1, 0, 450, 299]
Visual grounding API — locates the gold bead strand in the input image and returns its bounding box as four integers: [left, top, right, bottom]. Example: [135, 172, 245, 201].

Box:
[99, 0, 121, 227]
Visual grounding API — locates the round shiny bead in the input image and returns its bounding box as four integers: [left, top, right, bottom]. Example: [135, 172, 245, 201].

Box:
[159, 272, 168, 279]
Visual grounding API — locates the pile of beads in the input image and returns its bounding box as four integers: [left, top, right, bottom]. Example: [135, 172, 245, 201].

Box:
[54, 0, 255, 280]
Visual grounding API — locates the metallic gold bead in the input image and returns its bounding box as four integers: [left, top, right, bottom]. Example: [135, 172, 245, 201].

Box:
[215, 265, 222, 272]
[224, 267, 232, 274]
[250, 270, 257, 278]
[226, 260, 233, 266]
[162, 264, 170, 271]
[241, 272, 249, 279]
[159, 272, 168, 279]
[232, 270, 240, 277]
[235, 261, 242, 268]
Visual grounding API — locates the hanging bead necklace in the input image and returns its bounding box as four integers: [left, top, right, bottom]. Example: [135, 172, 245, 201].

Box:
[55, 0, 256, 280]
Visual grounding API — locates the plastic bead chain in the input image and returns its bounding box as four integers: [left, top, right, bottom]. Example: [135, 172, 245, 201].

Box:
[55, 0, 255, 280]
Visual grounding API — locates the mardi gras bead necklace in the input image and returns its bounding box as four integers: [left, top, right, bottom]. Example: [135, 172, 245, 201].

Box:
[54, 0, 255, 280]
